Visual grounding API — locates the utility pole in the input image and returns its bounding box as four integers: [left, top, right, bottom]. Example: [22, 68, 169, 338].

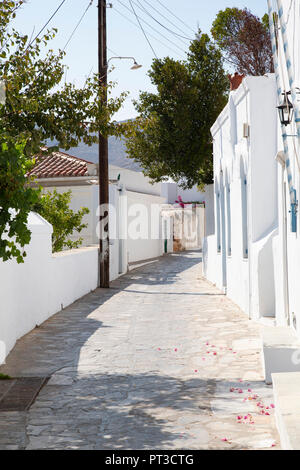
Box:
[98, 0, 110, 288]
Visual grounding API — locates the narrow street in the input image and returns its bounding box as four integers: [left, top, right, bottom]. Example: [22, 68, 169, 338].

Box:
[0, 251, 279, 450]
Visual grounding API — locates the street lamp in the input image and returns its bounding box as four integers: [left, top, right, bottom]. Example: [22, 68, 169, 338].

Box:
[277, 91, 294, 126]
[107, 56, 142, 70]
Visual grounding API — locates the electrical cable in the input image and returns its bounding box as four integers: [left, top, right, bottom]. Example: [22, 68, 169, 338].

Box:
[133, 0, 194, 42]
[138, 0, 193, 38]
[154, 0, 195, 34]
[116, 0, 186, 54]
[63, 0, 94, 50]
[26, 0, 67, 51]
[112, 6, 185, 58]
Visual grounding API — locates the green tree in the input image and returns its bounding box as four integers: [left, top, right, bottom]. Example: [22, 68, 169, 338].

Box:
[32, 190, 89, 253]
[0, 1, 127, 262]
[211, 8, 273, 76]
[125, 33, 228, 188]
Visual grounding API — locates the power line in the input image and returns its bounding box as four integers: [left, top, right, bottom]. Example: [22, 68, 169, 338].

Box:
[154, 0, 195, 34]
[138, 0, 193, 38]
[63, 0, 94, 50]
[133, 0, 194, 42]
[116, 0, 186, 54]
[112, 6, 185, 58]
[108, 47, 120, 56]
[118, 0, 187, 52]
[26, 0, 67, 51]
[128, 0, 158, 58]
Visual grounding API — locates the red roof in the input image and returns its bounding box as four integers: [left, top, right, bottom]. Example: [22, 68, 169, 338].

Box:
[28, 150, 95, 178]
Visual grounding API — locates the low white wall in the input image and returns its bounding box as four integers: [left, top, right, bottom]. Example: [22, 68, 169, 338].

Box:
[0, 212, 98, 361]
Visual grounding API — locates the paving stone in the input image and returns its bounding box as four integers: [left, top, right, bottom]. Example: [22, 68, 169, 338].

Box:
[0, 251, 279, 450]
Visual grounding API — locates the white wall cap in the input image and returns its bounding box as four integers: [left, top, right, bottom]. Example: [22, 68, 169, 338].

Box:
[211, 103, 230, 137]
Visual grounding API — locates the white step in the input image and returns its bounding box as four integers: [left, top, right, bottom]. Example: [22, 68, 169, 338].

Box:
[262, 326, 300, 384]
[272, 372, 300, 450]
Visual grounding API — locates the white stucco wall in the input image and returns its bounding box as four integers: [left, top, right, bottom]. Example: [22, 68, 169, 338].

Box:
[0, 212, 98, 361]
[126, 191, 166, 263]
[204, 75, 278, 318]
[109, 165, 162, 196]
[272, 0, 300, 338]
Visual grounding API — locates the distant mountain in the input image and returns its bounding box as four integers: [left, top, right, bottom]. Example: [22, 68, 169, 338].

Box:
[48, 136, 142, 172]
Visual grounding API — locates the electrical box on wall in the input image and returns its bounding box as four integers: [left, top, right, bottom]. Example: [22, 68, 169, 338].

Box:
[243, 123, 250, 138]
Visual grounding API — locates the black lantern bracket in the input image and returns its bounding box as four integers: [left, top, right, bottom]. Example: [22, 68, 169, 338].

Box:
[277, 91, 294, 126]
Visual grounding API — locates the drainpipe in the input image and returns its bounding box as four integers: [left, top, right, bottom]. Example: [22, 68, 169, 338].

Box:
[274, 0, 298, 232]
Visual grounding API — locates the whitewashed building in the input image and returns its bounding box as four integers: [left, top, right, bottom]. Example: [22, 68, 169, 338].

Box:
[265, 0, 300, 450]
[29, 151, 171, 279]
[203, 1, 300, 448]
[267, 0, 300, 337]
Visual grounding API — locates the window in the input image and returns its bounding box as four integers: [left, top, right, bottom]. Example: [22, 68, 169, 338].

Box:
[226, 185, 232, 256]
[216, 191, 221, 253]
[241, 178, 248, 258]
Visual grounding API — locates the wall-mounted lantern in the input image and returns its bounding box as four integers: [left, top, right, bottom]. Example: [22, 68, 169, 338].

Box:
[277, 91, 294, 126]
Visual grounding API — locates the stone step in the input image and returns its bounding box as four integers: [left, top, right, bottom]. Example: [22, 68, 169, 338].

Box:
[272, 372, 300, 450]
[262, 326, 300, 384]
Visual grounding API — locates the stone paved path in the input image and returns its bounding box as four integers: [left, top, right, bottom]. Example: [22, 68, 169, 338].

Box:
[0, 251, 279, 450]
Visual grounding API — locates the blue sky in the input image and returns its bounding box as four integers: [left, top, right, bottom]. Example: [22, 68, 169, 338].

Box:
[13, 0, 268, 120]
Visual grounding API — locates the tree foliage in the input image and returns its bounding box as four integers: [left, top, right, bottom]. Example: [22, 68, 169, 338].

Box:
[32, 190, 89, 253]
[125, 33, 228, 189]
[0, 139, 39, 263]
[0, 1, 127, 156]
[0, 1, 127, 262]
[211, 7, 273, 76]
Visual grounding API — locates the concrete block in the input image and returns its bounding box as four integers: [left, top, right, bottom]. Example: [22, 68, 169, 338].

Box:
[262, 326, 300, 384]
[272, 372, 300, 450]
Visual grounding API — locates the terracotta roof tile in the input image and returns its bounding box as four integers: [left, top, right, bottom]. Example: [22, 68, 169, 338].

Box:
[28, 150, 95, 179]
